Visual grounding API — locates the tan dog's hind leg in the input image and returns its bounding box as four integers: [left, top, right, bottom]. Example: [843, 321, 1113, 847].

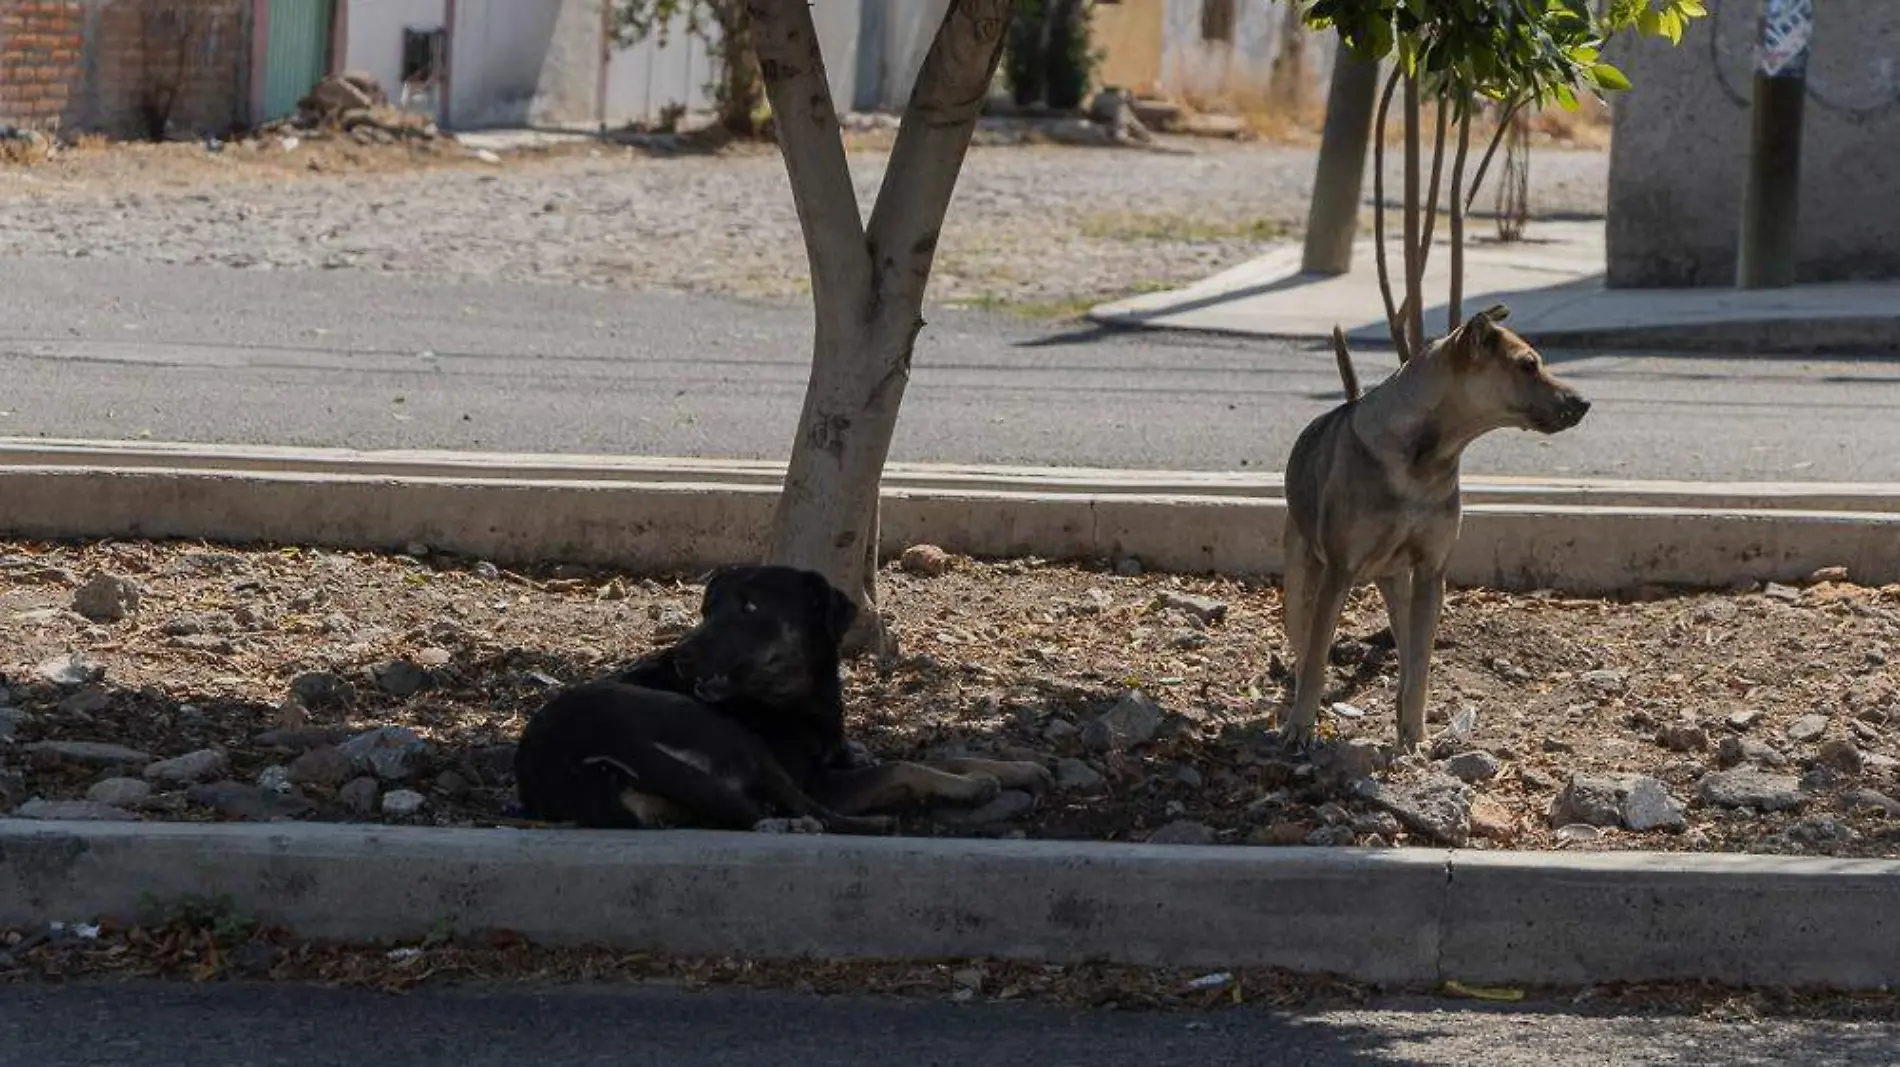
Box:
[821, 762, 1001, 815]
[931, 757, 1053, 793]
[1394, 565, 1445, 751]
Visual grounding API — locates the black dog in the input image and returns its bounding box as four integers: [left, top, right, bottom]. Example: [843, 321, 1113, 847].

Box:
[513, 564, 1050, 833]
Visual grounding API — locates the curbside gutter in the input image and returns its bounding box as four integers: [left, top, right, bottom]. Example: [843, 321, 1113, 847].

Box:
[3, 820, 1899, 991]
[2, 438, 1898, 594]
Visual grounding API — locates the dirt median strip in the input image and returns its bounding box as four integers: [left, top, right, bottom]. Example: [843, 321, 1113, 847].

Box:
[3, 820, 1899, 992]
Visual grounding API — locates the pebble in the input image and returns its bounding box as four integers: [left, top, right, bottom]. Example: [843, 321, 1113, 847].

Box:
[86, 777, 153, 807]
[33, 653, 105, 688]
[71, 572, 140, 622]
[1554, 823, 1603, 845]
[1041, 718, 1080, 744]
[143, 748, 227, 784]
[1468, 796, 1518, 842]
[1761, 582, 1802, 603]
[1695, 769, 1806, 812]
[1656, 724, 1709, 753]
[1844, 788, 1900, 817]
[256, 765, 293, 794]
[1080, 690, 1165, 752]
[1355, 773, 1472, 846]
[1054, 757, 1105, 791]
[24, 740, 153, 766]
[1549, 773, 1685, 832]
[1153, 590, 1227, 624]
[1786, 714, 1830, 744]
[1304, 825, 1357, 847]
[0, 707, 22, 742]
[1621, 777, 1688, 832]
[57, 686, 111, 716]
[1442, 750, 1502, 783]
[1726, 709, 1764, 731]
[1313, 737, 1385, 789]
[338, 726, 434, 781]
[381, 789, 428, 817]
[1578, 669, 1628, 695]
[373, 659, 430, 698]
[14, 798, 136, 821]
[1816, 739, 1864, 776]
[899, 544, 953, 576]
[1146, 819, 1216, 845]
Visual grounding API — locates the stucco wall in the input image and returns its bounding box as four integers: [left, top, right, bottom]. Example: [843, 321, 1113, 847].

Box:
[448, 0, 598, 129]
[1606, 0, 1900, 287]
[342, 0, 442, 111]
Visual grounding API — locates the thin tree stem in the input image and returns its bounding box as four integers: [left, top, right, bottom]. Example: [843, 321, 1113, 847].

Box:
[1402, 72, 1424, 359]
[1449, 105, 1473, 330]
[1371, 66, 1407, 363]
[1416, 94, 1450, 305]
[1464, 96, 1526, 214]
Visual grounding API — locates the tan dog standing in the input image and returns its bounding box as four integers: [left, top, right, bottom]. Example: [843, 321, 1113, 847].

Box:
[1279, 306, 1591, 751]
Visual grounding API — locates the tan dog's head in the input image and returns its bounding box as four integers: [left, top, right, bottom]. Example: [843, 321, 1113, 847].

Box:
[1436, 305, 1590, 435]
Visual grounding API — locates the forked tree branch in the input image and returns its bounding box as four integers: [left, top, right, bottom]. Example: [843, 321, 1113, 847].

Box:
[748, 0, 871, 313]
[864, 0, 1013, 316]
[1463, 95, 1527, 215]
[1371, 66, 1407, 363]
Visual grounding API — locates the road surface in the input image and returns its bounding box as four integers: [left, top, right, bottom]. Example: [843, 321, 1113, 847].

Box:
[0, 980, 1892, 1067]
[4, 257, 1898, 482]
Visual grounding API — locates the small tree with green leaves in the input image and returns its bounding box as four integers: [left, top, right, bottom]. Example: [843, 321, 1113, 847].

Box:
[1284, 0, 1708, 361]
[613, 0, 767, 137]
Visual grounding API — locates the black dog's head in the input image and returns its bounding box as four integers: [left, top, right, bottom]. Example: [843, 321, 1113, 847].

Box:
[669, 564, 857, 711]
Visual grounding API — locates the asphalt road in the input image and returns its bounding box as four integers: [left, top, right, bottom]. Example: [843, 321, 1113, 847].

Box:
[1, 981, 1893, 1067]
[4, 257, 1899, 481]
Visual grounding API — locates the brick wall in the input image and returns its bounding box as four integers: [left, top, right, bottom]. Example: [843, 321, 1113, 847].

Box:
[0, 0, 85, 129]
[91, 0, 248, 137]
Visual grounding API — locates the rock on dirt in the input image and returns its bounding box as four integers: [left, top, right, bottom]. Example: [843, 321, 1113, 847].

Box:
[1153, 590, 1228, 624]
[1081, 690, 1165, 752]
[1469, 795, 1518, 842]
[1055, 757, 1105, 791]
[338, 776, 380, 816]
[1716, 735, 1787, 769]
[1817, 739, 1864, 776]
[373, 658, 431, 698]
[1355, 773, 1472, 846]
[187, 780, 314, 820]
[286, 745, 354, 787]
[143, 748, 227, 784]
[13, 798, 136, 821]
[899, 544, 954, 577]
[289, 671, 355, 710]
[933, 789, 1034, 827]
[1657, 723, 1710, 753]
[1442, 750, 1502, 783]
[1549, 773, 1686, 833]
[1146, 819, 1216, 845]
[24, 740, 153, 766]
[86, 777, 152, 808]
[381, 789, 427, 817]
[1845, 788, 1900, 817]
[71, 573, 140, 622]
[33, 653, 105, 688]
[338, 726, 433, 781]
[1787, 714, 1830, 744]
[1696, 769, 1806, 812]
[1314, 738, 1385, 790]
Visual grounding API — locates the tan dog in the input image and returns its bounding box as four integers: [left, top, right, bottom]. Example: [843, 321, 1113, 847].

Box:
[1278, 307, 1590, 751]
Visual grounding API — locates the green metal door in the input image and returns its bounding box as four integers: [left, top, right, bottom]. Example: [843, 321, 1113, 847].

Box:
[262, 0, 334, 121]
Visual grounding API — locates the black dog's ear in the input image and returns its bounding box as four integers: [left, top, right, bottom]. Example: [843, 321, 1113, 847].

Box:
[699, 566, 744, 616]
[803, 570, 858, 644]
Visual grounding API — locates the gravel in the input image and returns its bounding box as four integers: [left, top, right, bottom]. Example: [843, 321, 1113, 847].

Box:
[0, 139, 1609, 311]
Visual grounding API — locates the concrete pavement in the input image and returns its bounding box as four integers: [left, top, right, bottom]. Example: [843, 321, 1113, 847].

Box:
[1088, 221, 1900, 354]
[4, 256, 1900, 482]
[3, 981, 1893, 1067]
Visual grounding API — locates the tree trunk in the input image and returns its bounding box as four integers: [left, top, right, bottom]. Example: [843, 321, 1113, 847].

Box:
[752, 0, 1012, 653]
[1299, 44, 1379, 276]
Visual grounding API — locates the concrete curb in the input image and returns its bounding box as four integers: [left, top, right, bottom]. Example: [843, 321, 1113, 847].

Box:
[2, 438, 1898, 594]
[3, 821, 1898, 990]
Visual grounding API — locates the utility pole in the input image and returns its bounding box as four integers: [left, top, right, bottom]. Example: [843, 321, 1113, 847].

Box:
[1736, 0, 1810, 289]
[1300, 44, 1380, 275]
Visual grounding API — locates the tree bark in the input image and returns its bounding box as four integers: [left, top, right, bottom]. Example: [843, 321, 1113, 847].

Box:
[1299, 44, 1379, 276]
[1448, 107, 1472, 329]
[1400, 72, 1424, 358]
[753, 0, 1012, 653]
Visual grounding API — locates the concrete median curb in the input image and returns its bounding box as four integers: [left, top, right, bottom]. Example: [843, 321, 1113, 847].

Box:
[3, 820, 1898, 991]
[3, 438, 1899, 594]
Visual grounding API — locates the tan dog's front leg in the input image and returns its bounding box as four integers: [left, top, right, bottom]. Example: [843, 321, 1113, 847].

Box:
[1395, 565, 1445, 751]
[1284, 566, 1354, 748]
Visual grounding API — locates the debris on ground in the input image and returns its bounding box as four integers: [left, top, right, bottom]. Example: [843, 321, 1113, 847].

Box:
[256, 71, 449, 146]
[1, 539, 1896, 859]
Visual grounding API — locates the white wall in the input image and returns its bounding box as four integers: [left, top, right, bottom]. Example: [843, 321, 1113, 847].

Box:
[449, 0, 600, 129]
[344, 0, 448, 114]
[602, 1, 865, 127]
[1158, 0, 1334, 102]
[855, 0, 951, 111]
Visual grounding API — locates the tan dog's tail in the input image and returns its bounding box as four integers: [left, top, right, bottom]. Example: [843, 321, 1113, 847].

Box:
[1331, 325, 1361, 404]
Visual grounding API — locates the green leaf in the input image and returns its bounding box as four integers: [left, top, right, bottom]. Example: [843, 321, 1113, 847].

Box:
[1591, 62, 1632, 91]
[1659, 7, 1684, 44]
[1637, 7, 1663, 35]
[1675, 0, 1708, 17]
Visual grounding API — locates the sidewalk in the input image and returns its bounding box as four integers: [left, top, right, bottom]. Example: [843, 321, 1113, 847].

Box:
[1087, 220, 1900, 354]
